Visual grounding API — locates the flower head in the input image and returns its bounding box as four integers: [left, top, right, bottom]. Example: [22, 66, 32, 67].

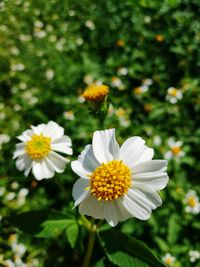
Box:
[14, 121, 72, 180]
[184, 190, 200, 214]
[166, 87, 183, 104]
[189, 250, 200, 262]
[165, 138, 185, 160]
[162, 253, 175, 266]
[72, 129, 168, 226]
[83, 84, 109, 102]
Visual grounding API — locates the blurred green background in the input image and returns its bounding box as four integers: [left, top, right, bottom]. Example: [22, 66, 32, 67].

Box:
[0, 0, 200, 266]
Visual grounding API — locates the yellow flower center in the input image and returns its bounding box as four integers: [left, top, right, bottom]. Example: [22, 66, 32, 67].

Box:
[90, 160, 131, 201]
[187, 196, 197, 208]
[83, 84, 109, 102]
[169, 88, 178, 97]
[134, 87, 143, 95]
[171, 146, 181, 155]
[164, 257, 173, 265]
[26, 134, 51, 160]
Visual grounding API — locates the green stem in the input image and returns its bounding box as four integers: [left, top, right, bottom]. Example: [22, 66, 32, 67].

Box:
[82, 224, 96, 267]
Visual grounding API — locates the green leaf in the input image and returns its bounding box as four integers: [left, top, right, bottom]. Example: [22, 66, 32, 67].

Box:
[36, 219, 74, 238]
[66, 221, 79, 248]
[11, 209, 74, 235]
[99, 229, 165, 267]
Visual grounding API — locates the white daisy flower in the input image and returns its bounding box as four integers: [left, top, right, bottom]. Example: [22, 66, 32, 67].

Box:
[166, 87, 183, 104]
[162, 253, 175, 266]
[189, 250, 200, 263]
[165, 138, 185, 160]
[184, 190, 200, 214]
[13, 121, 72, 180]
[72, 129, 168, 227]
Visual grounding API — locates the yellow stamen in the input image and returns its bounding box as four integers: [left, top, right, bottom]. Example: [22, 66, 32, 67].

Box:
[90, 160, 131, 201]
[26, 133, 51, 160]
[187, 196, 197, 208]
[164, 258, 173, 265]
[134, 87, 143, 95]
[171, 146, 181, 155]
[169, 88, 178, 97]
[82, 84, 109, 102]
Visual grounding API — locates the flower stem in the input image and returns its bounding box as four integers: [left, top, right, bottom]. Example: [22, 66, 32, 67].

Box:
[82, 224, 96, 267]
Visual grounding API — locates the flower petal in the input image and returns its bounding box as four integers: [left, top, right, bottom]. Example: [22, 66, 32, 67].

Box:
[16, 155, 32, 172]
[31, 124, 46, 135]
[13, 143, 26, 159]
[122, 190, 152, 220]
[32, 160, 53, 180]
[79, 195, 105, 220]
[72, 178, 90, 207]
[78, 144, 99, 172]
[43, 121, 64, 139]
[51, 136, 73, 155]
[104, 201, 119, 227]
[119, 137, 146, 168]
[92, 129, 120, 163]
[131, 160, 167, 175]
[47, 151, 68, 173]
[134, 147, 154, 165]
[71, 160, 90, 178]
[134, 173, 169, 191]
[17, 129, 33, 142]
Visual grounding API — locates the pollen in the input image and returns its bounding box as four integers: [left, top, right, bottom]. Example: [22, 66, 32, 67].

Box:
[171, 146, 181, 155]
[90, 160, 131, 201]
[169, 88, 178, 97]
[82, 84, 109, 102]
[187, 196, 197, 208]
[26, 134, 51, 160]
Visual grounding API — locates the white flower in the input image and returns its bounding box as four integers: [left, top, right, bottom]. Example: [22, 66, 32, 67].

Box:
[2, 259, 15, 267]
[72, 129, 168, 226]
[45, 69, 54, 80]
[117, 67, 128, 76]
[133, 85, 149, 95]
[142, 78, 153, 86]
[85, 20, 95, 30]
[184, 190, 200, 214]
[111, 76, 124, 90]
[189, 250, 200, 262]
[166, 87, 182, 104]
[162, 253, 175, 266]
[13, 121, 73, 180]
[63, 111, 75, 121]
[153, 135, 162, 146]
[12, 243, 26, 256]
[0, 186, 5, 196]
[0, 133, 10, 148]
[165, 138, 185, 160]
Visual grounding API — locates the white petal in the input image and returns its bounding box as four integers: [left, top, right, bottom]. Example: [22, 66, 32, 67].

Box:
[104, 201, 119, 227]
[92, 129, 120, 163]
[13, 143, 26, 159]
[32, 159, 54, 180]
[16, 155, 32, 172]
[47, 151, 68, 173]
[71, 161, 90, 178]
[131, 160, 167, 175]
[78, 145, 99, 172]
[72, 178, 90, 207]
[17, 129, 33, 142]
[115, 199, 131, 222]
[134, 173, 169, 191]
[128, 187, 162, 210]
[43, 121, 64, 139]
[134, 147, 154, 165]
[51, 136, 72, 155]
[119, 137, 145, 168]
[31, 124, 46, 135]
[122, 191, 152, 220]
[164, 151, 173, 160]
[79, 195, 105, 220]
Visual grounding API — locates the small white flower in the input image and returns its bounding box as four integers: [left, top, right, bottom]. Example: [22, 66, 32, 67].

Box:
[165, 138, 185, 160]
[83, 75, 94, 85]
[45, 69, 54, 80]
[133, 85, 149, 95]
[111, 76, 124, 90]
[153, 135, 162, 146]
[5, 192, 16, 201]
[0, 186, 5, 196]
[2, 259, 15, 267]
[85, 20, 95, 30]
[0, 134, 10, 146]
[72, 129, 168, 226]
[117, 67, 128, 76]
[166, 87, 183, 104]
[189, 250, 200, 262]
[184, 190, 200, 214]
[63, 111, 75, 121]
[13, 121, 73, 180]
[12, 243, 26, 256]
[142, 78, 153, 86]
[162, 253, 175, 266]
[11, 182, 19, 190]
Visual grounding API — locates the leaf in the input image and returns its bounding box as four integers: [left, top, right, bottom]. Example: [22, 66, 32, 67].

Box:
[66, 221, 79, 248]
[36, 219, 74, 238]
[167, 214, 181, 245]
[11, 209, 74, 235]
[99, 229, 165, 267]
